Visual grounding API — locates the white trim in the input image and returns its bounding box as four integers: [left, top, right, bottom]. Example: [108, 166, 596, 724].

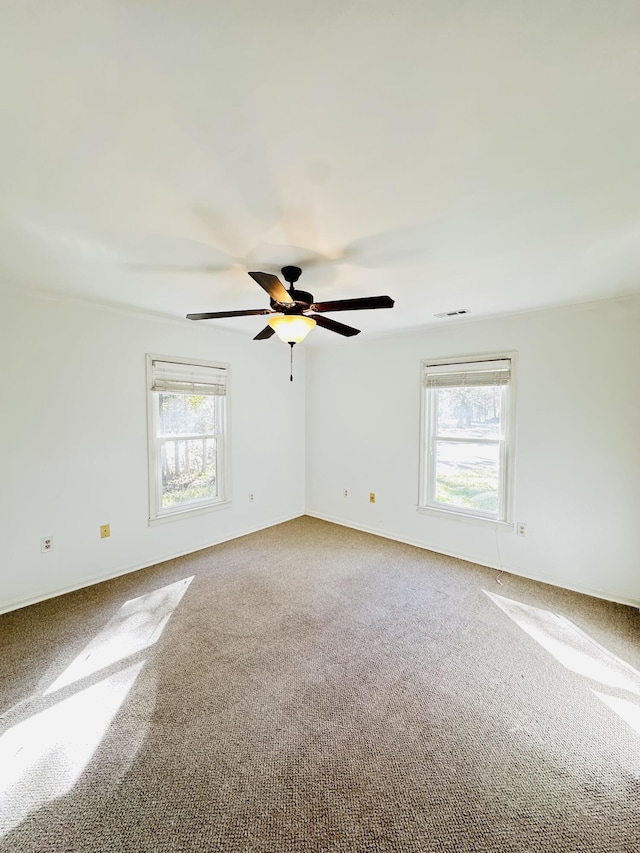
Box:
[416, 505, 514, 527]
[2, 280, 637, 348]
[0, 281, 257, 339]
[149, 499, 232, 526]
[418, 350, 517, 523]
[424, 435, 502, 445]
[305, 512, 640, 609]
[146, 354, 231, 523]
[0, 512, 303, 615]
[3, 510, 638, 614]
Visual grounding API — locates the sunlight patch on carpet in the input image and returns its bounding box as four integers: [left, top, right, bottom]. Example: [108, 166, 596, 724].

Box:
[594, 691, 640, 737]
[0, 661, 144, 837]
[45, 576, 193, 694]
[484, 590, 640, 697]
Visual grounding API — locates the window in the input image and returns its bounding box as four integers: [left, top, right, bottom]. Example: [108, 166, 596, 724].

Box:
[420, 355, 513, 521]
[147, 356, 229, 522]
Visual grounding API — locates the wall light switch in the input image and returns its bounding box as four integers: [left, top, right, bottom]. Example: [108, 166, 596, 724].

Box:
[100, 524, 111, 539]
[369, 492, 376, 503]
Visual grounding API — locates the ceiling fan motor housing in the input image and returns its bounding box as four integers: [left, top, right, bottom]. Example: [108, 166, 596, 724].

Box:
[274, 289, 313, 312]
[266, 266, 311, 312]
[281, 265, 302, 285]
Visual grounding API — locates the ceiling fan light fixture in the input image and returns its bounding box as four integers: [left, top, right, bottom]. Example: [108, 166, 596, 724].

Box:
[268, 314, 316, 343]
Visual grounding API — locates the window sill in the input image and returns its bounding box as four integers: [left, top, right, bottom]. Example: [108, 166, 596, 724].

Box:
[416, 505, 514, 528]
[149, 499, 231, 526]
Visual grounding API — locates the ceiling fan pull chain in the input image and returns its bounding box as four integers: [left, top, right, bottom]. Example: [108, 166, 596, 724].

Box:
[290, 342, 294, 382]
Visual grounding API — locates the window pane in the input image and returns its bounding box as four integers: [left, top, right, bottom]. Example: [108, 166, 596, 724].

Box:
[157, 393, 216, 436]
[434, 440, 499, 514]
[435, 387, 502, 439]
[161, 437, 217, 509]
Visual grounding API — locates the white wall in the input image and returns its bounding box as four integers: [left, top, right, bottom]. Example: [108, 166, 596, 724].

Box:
[3, 289, 638, 613]
[305, 295, 640, 607]
[0, 289, 306, 612]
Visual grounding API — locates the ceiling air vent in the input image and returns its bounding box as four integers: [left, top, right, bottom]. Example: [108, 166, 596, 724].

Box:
[434, 309, 471, 318]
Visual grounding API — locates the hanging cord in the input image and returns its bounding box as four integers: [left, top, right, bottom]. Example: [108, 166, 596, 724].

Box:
[289, 342, 295, 382]
[494, 521, 504, 585]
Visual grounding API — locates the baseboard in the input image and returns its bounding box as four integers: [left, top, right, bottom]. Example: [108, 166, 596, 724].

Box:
[305, 511, 640, 610]
[0, 512, 304, 615]
[5, 511, 638, 615]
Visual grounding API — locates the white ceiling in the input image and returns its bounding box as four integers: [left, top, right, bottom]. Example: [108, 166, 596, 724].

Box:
[1, 1, 639, 343]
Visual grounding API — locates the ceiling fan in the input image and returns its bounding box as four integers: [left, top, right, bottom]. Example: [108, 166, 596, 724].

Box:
[186, 265, 395, 345]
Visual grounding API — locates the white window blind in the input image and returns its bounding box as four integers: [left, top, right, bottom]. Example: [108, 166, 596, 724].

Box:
[151, 360, 227, 396]
[423, 359, 511, 389]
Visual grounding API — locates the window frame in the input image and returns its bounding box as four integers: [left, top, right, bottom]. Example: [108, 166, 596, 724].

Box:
[418, 352, 516, 524]
[146, 354, 231, 525]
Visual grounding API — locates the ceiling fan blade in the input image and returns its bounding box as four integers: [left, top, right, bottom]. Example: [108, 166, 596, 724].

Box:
[187, 309, 271, 321]
[313, 314, 361, 337]
[248, 271, 294, 304]
[310, 295, 394, 313]
[253, 325, 276, 340]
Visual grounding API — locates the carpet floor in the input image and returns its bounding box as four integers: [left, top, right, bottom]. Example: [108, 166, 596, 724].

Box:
[1, 516, 639, 852]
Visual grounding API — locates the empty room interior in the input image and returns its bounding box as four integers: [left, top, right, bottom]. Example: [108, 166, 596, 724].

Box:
[1, 2, 639, 851]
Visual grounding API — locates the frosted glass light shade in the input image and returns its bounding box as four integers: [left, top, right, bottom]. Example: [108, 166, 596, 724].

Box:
[268, 314, 316, 343]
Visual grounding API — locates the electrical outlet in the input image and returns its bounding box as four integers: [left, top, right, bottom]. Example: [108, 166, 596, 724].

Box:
[249, 493, 254, 503]
[516, 522, 527, 537]
[343, 489, 348, 498]
[41, 536, 53, 553]
[100, 524, 111, 539]
[369, 492, 376, 504]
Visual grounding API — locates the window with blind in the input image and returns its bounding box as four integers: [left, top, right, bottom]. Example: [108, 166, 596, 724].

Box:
[147, 356, 229, 521]
[420, 355, 514, 521]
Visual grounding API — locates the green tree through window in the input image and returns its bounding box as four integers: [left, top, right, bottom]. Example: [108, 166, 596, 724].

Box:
[147, 357, 228, 521]
[421, 357, 513, 521]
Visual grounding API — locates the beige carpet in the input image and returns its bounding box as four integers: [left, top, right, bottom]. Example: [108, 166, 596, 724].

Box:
[1, 516, 639, 852]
